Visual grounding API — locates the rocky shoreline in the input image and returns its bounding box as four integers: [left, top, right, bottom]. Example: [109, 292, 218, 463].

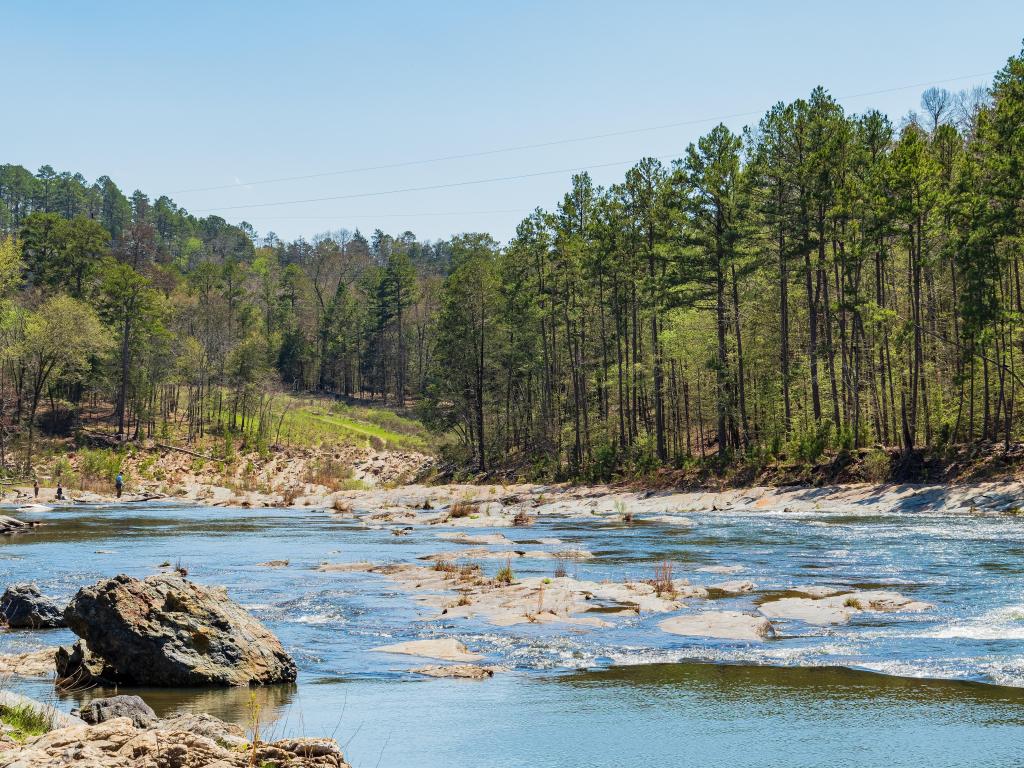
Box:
[0, 704, 349, 767]
[0, 573, 346, 767]
[7, 472, 1024, 518]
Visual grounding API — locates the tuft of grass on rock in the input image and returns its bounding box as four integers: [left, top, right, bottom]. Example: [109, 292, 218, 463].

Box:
[645, 560, 676, 598]
[512, 510, 532, 527]
[614, 499, 633, 523]
[449, 499, 478, 519]
[495, 558, 515, 585]
[0, 703, 52, 741]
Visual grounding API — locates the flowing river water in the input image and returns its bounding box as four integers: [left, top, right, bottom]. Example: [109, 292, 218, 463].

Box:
[1, 497, 1023, 767]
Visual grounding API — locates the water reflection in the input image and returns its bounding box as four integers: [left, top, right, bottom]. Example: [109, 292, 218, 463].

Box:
[59, 682, 299, 726]
[561, 662, 1024, 716]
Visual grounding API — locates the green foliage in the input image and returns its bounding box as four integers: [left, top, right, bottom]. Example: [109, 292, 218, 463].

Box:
[7, 45, 1024, 483]
[863, 448, 892, 483]
[788, 422, 833, 464]
[78, 448, 123, 484]
[495, 560, 515, 585]
[0, 703, 52, 740]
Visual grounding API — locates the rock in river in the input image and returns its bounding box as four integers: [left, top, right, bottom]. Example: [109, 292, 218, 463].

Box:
[411, 664, 498, 679]
[72, 695, 157, 728]
[55, 573, 297, 687]
[659, 611, 776, 641]
[373, 638, 483, 661]
[0, 583, 66, 628]
[758, 590, 933, 626]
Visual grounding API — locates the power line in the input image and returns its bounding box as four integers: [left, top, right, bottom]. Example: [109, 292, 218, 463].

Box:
[190, 157, 659, 213]
[175, 70, 994, 196]
[253, 209, 527, 220]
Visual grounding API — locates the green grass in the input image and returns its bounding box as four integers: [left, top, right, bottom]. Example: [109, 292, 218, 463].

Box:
[0, 703, 52, 740]
[495, 560, 515, 585]
[275, 399, 431, 452]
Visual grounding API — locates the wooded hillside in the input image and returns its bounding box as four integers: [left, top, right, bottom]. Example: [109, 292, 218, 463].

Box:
[4, 46, 1024, 482]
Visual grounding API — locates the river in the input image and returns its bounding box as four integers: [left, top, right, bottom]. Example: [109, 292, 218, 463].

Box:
[1, 497, 1023, 767]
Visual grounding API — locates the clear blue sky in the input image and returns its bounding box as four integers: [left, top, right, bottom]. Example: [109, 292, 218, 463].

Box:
[5, 1, 1022, 243]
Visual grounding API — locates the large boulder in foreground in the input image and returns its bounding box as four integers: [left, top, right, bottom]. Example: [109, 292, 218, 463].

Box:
[55, 574, 296, 687]
[0, 583, 66, 629]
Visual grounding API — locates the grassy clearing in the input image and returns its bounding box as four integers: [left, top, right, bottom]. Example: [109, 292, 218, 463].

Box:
[274, 398, 431, 452]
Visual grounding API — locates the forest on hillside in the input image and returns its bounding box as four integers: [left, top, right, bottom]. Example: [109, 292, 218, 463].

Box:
[3, 47, 1024, 481]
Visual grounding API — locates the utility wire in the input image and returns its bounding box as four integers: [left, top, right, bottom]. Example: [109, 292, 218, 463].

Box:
[190, 157, 662, 213]
[252, 209, 527, 220]
[175, 70, 994, 196]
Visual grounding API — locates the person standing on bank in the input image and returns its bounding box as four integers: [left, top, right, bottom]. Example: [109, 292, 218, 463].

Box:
[115, 472, 124, 499]
[33, 479, 39, 499]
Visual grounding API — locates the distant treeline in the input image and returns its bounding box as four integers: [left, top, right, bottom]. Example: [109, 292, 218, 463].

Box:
[5, 45, 1024, 482]
[419, 46, 1024, 479]
[0, 165, 449, 470]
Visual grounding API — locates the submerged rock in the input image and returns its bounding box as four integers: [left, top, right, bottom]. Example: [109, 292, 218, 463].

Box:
[73, 695, 156, 728]
[659, 611, 776, 641]
[411, 664, 497, 679]
[56, 573, 297, 687]
[0, 583, 66, 629]
[0, 515, 35, 535]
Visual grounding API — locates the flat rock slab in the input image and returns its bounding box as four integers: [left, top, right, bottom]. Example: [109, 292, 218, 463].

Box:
[317, 562, 375, 573]
[758, 597, 852, 625]
[642, 515, 695, 526]
[372, 638, 483, 662]
[420, 547, 593, 562]
[659, 611, 776, 641]
[0, 648, 58, 677]
[435, 532, 511, 545]
[759, 590, 934, 626]
[708, 580, 756, 596]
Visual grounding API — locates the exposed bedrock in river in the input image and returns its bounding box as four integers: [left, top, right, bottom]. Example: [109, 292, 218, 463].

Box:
[56, 573, 297, 687]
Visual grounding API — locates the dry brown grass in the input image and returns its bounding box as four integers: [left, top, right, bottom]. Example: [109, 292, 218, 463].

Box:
[303, 457, 353, 490]
[645, 561, 676, 598]
[458, 562, 482, 579]
[449, 500, 478, 519]
[512, 509, 533, 527]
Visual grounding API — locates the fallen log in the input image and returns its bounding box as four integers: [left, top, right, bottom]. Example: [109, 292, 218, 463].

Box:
[154, 442, 212, 460]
